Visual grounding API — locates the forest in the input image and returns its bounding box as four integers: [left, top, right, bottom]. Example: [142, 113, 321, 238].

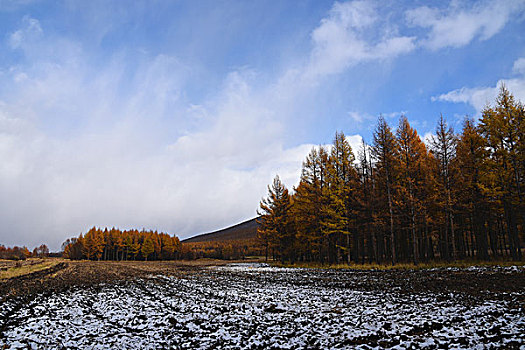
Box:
[60, 228, 265, 261]
[182, 238, 264, 260]
[0, 244, 50, 260]
[258, 86, 524, 265]
[62, 227, 183, 261]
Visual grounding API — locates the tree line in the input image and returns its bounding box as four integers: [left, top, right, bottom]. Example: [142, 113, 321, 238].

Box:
[63, 227, 182, 261]
[62, 228, 264, 261]
[258, 86, 524, 265]
[182, 238, 264, 260]
[0, 244, 49, 260]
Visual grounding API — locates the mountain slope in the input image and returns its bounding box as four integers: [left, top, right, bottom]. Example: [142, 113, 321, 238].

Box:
[182, 218, 260, 243]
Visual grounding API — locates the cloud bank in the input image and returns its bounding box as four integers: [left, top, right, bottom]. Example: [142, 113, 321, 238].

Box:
[0, 11, 369, 250]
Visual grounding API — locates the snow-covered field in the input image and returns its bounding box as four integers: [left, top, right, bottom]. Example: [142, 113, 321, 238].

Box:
[1, 263, 524, 349]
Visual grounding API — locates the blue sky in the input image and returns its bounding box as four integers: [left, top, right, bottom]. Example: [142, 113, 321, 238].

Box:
[1, 0, 524, 250]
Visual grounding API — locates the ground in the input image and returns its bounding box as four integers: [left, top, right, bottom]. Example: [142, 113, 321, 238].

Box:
[0, 259, 524, 349]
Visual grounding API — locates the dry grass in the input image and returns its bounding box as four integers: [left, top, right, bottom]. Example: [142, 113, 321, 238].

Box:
[272, 259, 525, 270]
[0, 257, 264, 280]
[0, 258, 61, 280]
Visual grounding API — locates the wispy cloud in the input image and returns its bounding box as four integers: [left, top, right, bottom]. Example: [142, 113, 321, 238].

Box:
[347, 110, 406, 125]
[406, 0, 525, 50]
[432, 57, 525, 113]
[8, 15, 42, 49]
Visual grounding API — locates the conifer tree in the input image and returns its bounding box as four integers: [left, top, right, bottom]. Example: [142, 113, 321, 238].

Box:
[456, 117, 489, 259]
[293, 146, 330, 262]
[141, 237, 154, 261]
[479, 86, 523, 260]
[161, 233, 175, 259]
[322, 131, 358, 263]
[372, 116, 399, 264]
[63, 228, 181, 261]
[430, 115, 458, 260]
[82, 227, 104, 260]
[396, 116, 427, 264]
[257, 175, 295, 263]
[131, 234, 141, 260]
[357, 140, 376, 263]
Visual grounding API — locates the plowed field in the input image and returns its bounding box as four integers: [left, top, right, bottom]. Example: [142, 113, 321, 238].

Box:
[1, 261, 524, 349]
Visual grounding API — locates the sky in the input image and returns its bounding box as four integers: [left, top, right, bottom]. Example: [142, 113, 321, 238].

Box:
[1, 0, 524, 251]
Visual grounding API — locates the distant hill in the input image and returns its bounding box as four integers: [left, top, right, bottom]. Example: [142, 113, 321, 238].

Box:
[182, 218, 260, 243]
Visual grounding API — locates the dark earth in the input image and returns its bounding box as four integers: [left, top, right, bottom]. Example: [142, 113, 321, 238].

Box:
[1, 261, 524, 349]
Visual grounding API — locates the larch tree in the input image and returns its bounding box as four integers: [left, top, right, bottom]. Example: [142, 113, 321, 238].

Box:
[322, 131, 357, 264]
[82, 227, 104, 261]
[257, 175, 295, 263]
[141, 237, 154, 261]
[293, 146, 329, 262]
[455, 117, 489, 259]
[357, 140, 377, 263]
[396, 116, 427, 265]
[479, 86, 523, 260]
[257, 88, 523, 264]
[372, 116, 399, 265]
[430, 115, 458, 260]
[63, 228, 182, 261]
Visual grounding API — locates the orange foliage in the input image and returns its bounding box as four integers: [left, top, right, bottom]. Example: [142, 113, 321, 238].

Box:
[63, 227, 182, 261]
[182, 238, 264, 260]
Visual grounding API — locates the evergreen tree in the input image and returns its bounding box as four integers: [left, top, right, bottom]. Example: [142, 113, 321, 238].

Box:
[257, 175, 295, 263]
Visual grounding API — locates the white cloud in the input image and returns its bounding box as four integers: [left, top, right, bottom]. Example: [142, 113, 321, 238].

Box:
[1, 14, 343, 250]
[432, 57, 525, 113]
[433, 78, 525, 114]
[306, 1, 415, 77]
[0, 69, 317, 250]
[513, 57, 525, 75]
[0, 53, 322, 250]
[432, 86, 495, 112]
[406, 1, 525, 50]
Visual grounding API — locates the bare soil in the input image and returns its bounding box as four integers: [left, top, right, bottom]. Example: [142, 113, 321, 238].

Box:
[1, 260, 524, 349]
[0, 259, 243, 302]
[1, 259, 524, 302]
